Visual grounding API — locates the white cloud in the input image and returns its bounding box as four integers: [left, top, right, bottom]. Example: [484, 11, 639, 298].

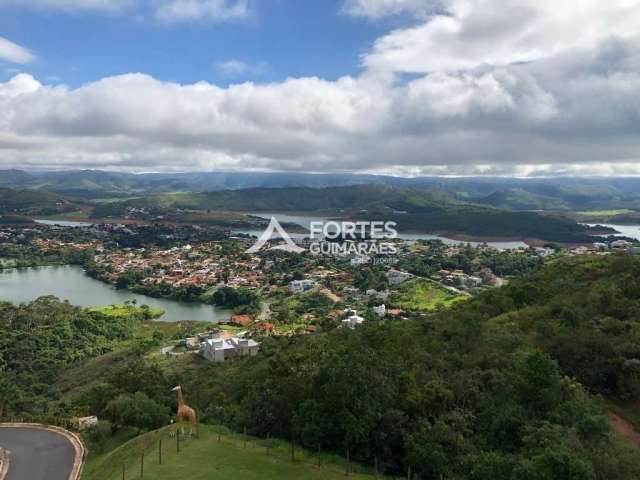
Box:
[363, 0, 640, 73]
[0, 1, 639, 175]
[154, 0, 250, 23]
[0, 0, 251, 22]
[215, 59, 268, 77]
[342, 0, 441, 19]
[0, 37, 35, 64]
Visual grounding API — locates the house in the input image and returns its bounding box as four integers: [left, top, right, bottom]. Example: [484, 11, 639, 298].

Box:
[463, 275, 483, 289]
[201, 337, 260, 362]
[342, 313, 365, 329]
[386, 269, 413, 285]
[185, 336, 201, 350]
[373, 304, 386, 317]
[289, 279, 316, 293]
[75, 416, 99, 431]
[230, 314, 253, 327]
[254, 322, 275, 335]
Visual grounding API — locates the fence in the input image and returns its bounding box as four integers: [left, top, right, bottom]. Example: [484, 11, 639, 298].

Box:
[87, 424, 406, 480]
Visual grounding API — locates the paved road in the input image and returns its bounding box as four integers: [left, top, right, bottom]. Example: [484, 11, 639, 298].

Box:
[0, 427, 75, 480]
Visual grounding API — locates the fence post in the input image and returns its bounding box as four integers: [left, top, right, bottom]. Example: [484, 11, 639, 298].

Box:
[159, 440, 162, 465]
[244, 426, 247, 448]
[346, 448, 350, 476]
[140, 453, 144, 478]
[407, 465, 411, 480]
[122, 464, 125, 480]
[266, 433, 270, 455]
[317, 444, 321, 467]
[177, 430, 180, 453]
[290, 438, 295, 461]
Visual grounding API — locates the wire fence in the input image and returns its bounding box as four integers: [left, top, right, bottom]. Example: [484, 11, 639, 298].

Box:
[86, 424, 403, 480]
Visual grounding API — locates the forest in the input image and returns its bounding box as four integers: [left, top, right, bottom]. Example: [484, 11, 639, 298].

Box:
[3, 256, 640, 478]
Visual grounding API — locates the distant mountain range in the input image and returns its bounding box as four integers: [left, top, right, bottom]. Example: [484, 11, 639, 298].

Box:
[89, 185, 613, 244]
[1, 169, 638, 243]
[2, 169, 640, 212]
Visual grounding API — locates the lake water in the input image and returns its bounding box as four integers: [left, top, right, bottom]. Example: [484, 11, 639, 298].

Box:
[586, 224, 640, 241]
[0, 265, 229, 323]
[34, 219, 94, 227]
[246, 212, 528, 249]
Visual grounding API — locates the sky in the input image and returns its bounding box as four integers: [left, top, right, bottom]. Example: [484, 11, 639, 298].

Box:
[0, 0, 639, 176]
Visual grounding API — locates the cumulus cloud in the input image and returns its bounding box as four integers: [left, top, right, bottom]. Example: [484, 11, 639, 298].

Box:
[363, 0, 640, 73]
[0, 0, 639, 175]
[0, 37, 35, 64]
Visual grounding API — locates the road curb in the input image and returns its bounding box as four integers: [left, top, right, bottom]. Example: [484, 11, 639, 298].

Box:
[0, 447, 9, 480]
[0, 423, 85, 480]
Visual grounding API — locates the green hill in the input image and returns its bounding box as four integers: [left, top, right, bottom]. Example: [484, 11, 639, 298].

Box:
[90, 185, 608, 243]
[82, 425, 387, 480]
[477, 188, 571, 210]
[0, 187, 80, 216]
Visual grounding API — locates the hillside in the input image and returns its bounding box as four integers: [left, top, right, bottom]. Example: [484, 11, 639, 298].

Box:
[477, 188, 571, 210]
[90, 185, 610, 243]
[82, 425, 384, 480]
[0, 187, 80, 216]
[5, 169, 640, 210]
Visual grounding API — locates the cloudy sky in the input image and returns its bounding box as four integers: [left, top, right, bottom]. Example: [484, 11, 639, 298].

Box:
[1, 0, 639, 176]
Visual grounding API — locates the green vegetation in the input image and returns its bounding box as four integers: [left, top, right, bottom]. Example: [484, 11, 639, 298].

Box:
[389, 278, 465, 311]
[83, 425, 385, 480]
[87, 304, 164, 320]
[7, 251, 640, 479]
[0, 296, 153, 420]
[576, 209, 635, 217]
[0, 187, 80, 216]
[90, 185, 607, 243]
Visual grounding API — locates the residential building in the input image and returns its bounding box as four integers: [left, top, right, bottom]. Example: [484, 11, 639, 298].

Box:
[201, 337, 260, 362]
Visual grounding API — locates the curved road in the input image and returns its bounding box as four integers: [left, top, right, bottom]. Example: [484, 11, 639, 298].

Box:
[0, 427, 75, 480]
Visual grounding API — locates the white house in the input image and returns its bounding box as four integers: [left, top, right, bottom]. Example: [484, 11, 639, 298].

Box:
[386, 269, 413, 285]
[201, 337, 260, 362]
[342, 313, 365, 329]
[289, 279, 316, 293]
[373, 304, 386, 317]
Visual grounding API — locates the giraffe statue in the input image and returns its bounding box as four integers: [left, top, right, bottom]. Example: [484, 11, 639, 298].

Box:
[172, 385, 197, 436]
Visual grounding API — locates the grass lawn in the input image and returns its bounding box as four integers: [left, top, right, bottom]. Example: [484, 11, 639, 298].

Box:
[390, 279, 466, 311]
[88, 304, 165, 319]
[83, 425, 392, 480]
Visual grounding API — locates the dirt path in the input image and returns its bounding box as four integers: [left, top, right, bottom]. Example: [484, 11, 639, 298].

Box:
[608, 412, 640, 446]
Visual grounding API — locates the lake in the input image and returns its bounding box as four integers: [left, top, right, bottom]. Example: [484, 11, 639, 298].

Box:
[586, 224, 640, 241]
[0, 265, 229, 323]
[34, 219, 94, 227]
[246, 212, 528, 249]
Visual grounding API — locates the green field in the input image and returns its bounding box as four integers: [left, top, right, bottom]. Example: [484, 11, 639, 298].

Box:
[82, 425, 390, 480]
[87, 304, 165, 319]
[390, 279, 466, 311]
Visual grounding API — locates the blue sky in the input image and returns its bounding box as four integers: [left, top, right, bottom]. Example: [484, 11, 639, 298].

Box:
[0, 1, 392, 87]
[0, 0, 639, 176]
